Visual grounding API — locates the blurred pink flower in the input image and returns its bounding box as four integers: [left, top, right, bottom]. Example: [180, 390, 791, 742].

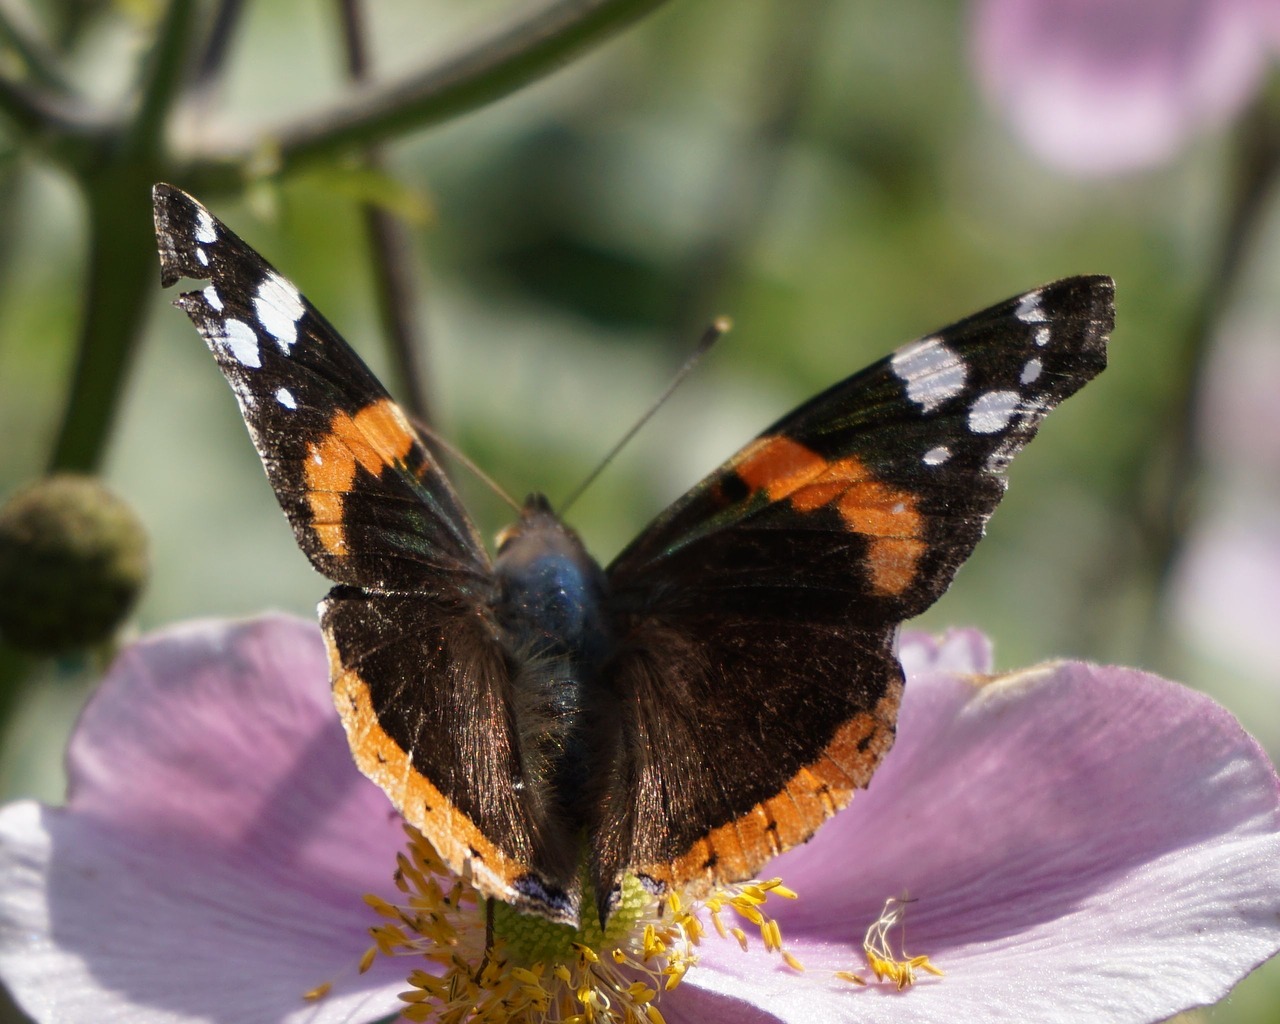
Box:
[1175, 511, 1280, 680]
[1198, 312, 1280, 473]
[1, 616, 1278, 1023]
[1173, 311, 1280, 684]
[971, 0, 1280, 174]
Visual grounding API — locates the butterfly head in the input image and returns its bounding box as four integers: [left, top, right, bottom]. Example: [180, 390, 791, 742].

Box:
[493, 493, 610, 662]
[494, 493, 590, 565]
[494, 492, 554, 544]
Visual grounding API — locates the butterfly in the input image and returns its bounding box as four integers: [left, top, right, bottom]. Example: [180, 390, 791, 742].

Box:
[153, 183, 1112, 928]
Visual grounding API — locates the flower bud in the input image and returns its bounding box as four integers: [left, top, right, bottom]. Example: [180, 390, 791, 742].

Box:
[0, 474, 149, 655]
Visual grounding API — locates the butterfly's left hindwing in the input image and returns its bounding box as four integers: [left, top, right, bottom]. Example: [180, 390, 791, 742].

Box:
[593, 276, 1113, 904]
[323, 586, 584, 922]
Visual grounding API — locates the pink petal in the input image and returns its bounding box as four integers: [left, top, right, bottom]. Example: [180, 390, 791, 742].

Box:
[7, 617, 1278, 1024]
[65, 615, 402, 893]
[684, 661, 1280, 1022]
[971, 0, 1271, 174]
[661, 987, 783, 1024]
[0, 616, 407, 1024]
[898, 628, 993, 678]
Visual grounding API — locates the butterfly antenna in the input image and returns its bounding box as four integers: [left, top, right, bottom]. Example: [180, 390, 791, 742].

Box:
[414, 419, 522, 514]
[558, 316, 732, 516]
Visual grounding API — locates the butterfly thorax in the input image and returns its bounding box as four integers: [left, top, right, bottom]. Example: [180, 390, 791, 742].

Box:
[493, 494, 613, 831]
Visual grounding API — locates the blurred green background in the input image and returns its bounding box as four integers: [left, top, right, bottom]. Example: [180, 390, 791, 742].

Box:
[1, 1, 1277, 1021]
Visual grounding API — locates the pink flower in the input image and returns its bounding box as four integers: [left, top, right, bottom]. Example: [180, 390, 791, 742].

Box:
[1, 615, 1277, 1023]
[971, 0, 1280, 174]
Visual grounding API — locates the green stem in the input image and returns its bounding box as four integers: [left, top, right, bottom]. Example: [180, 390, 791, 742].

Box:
[0, 10, 110, 168]
[1077, 91, 1280, 661]
[46, 176, 159, 474]
[0, 66, 78, 137]
[334, 0, 434, 427]
[192, 0, 249, 89]
[1141, 94, 1280, 633]
[0, 71, 114, 176]
[47, 0, 198, 473]
[360, 203, 434, 425]
[0, 642, 32, 754]
[183, 0, 675, 188]
[671, 0, 830, 338]
[0, 4, 74, 95]
[125, 0, 197, 159]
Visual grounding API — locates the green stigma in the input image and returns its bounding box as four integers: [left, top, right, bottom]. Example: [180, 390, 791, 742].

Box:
[492, 874, 651, 966]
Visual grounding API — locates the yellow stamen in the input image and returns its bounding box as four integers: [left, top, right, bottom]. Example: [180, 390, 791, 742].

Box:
[840, 895, 943, 989]
[312, 823, 804, 1022]
[301, 981, 332, 1002]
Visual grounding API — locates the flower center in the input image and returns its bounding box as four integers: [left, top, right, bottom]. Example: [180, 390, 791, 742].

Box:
[489, 873, 651, 966]
[354, 825, 800, 1024]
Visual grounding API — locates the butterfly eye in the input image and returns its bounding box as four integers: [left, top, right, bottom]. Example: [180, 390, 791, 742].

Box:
[495, 524, 519, 553]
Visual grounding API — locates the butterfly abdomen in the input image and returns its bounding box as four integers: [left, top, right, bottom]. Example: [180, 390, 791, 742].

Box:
[494, 495, 615, 831]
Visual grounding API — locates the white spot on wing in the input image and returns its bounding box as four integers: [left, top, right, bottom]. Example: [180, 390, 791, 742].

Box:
[1015, 292, 1048, 323]
[203, 285, 223, 311]
[253, 271, 306, 351]
[1020, 358, 1043, 385]
[194, 207, 217, 245]
[196, 248, 209, 266]
[275, 386, 297, 409]
[217, 318, 261, 368]
[1034, 326, 1050, 347]
[968, 390, 1020, 434]
[923, 445, 950, 465]
[890, 336, 967, 412]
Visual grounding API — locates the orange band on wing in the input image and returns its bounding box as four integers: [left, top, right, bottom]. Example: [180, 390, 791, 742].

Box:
[304, 399, 417, 556]
[327, 632, 527, 907]
[735, 436, 829, 499]
[734, 436, 927, 596]
[638, 682, 901, 895]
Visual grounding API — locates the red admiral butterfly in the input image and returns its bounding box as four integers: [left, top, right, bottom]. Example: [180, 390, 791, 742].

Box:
[153, 183, 1111, 928]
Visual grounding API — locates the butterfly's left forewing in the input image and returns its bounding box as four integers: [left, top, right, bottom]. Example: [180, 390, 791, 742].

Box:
[153, 183, 484, 592]
[592, 276, 1113, 907]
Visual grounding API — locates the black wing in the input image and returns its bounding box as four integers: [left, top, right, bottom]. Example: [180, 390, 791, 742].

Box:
[590, 277, 1113, 912]
[154, 184, 578, 922]
[153, 182, 486, 591]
